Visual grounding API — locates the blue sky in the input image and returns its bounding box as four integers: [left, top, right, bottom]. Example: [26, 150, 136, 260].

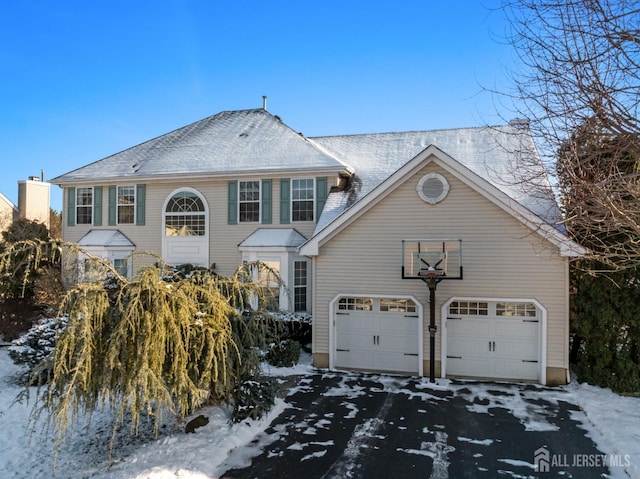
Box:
[0, 1, 514, 212]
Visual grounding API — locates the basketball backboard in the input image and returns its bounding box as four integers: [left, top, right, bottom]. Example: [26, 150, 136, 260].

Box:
[401, 239, 463, 280]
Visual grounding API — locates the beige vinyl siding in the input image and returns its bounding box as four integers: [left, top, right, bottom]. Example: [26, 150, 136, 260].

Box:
[61, 174, 338, 276]
[312, 160, 569, 371]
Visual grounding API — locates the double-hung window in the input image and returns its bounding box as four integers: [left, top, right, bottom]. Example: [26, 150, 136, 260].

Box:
[294, 260, 308, 312]
[239, 181, 260, 223]
[292, 179, 314, 222]
[76, 187, 93, 225]
[117, 186, 135, 224]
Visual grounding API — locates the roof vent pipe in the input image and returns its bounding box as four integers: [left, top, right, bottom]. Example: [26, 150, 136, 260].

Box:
[262, 95, 267, 111]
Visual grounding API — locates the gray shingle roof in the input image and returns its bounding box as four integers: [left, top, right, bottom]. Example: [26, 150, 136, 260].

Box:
[52, 109, 562, 233]
[310, 125, 563, 233]
[51, 109, 349, 182]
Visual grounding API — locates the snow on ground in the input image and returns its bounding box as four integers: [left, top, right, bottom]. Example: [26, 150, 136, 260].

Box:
[0, 346, 638, 478]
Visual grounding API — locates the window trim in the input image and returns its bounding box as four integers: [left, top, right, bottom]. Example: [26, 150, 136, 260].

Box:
[163, 187, 208, 237]
[293, 259, 310, 312]
[291, 178, 316, 222]
[76, 187, 94, 225]
[238, 180, 261, 223]
[117, 185, 136, 225]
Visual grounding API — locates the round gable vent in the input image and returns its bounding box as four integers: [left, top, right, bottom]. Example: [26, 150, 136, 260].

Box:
[417, 172, 449, 204]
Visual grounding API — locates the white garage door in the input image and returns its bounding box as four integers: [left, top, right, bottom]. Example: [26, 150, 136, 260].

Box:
[446, 300, 540, 381]
[334, 297, 420, 375]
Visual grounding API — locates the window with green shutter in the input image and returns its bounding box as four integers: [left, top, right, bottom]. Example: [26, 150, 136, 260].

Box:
[261, 179, 272, 224]
[93, 186, 103, 226]
[136, 184, 146, 225]
[316, 177, 327, 222]
[67, 187, 76, 226]
[228, 181, 238, 224]
[280, 178, 290, 224]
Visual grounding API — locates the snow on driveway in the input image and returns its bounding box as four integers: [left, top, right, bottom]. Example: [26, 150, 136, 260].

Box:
[0, 348, 638, 478]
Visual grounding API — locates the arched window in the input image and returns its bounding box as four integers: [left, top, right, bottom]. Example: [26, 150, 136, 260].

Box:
[164, 190, 206, 236]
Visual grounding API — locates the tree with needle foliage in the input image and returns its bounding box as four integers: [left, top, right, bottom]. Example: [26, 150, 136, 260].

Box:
[0, 239, 283, 452]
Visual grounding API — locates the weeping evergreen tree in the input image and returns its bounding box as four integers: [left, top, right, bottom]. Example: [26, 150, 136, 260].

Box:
[0, 239, 281, 448]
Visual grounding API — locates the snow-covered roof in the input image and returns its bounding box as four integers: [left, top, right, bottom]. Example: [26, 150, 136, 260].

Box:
[51, 109, 350, 183]
[78, 230, 135, 248]
[238, 228, 307, 249]
[310, 124, 563, 234]
[51, 109, 564, 239]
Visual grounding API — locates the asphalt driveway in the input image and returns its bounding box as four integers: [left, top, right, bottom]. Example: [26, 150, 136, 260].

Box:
[220, 372, 609, 478]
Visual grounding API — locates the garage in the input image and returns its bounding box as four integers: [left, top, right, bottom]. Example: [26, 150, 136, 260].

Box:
[443, 299, 543, 382]
[333, 296, 422, 375]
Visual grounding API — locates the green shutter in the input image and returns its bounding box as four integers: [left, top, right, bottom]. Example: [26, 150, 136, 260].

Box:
[136, 184, 146, 225]
[108, 186, 117, 225]
[228, 181, 238, 224]
[261, 179, 272, 224]
[93, 186, 103, 226]
[315, 177, 327, 222]
[280, 178, 290, 224]
[67, 187, 76, 226]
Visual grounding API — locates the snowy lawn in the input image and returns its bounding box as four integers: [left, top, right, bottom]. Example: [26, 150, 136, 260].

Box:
[0, 347, 638, 478]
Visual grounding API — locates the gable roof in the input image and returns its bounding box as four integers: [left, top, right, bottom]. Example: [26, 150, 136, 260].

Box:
[300, 142, 586, 258]
[309, 124, 562, 234]
[238, 228, 307, 250]
[51, 109, 350, 184]
[78, 229, 135, 248]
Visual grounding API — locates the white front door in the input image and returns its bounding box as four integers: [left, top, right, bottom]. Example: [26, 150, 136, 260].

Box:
[445, 300, 541, 381]
[334, 296, 420, 375]
[162, 188, 209, 267]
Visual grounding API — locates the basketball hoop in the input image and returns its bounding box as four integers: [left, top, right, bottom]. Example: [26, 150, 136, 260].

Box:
[401, 239, 464, 383]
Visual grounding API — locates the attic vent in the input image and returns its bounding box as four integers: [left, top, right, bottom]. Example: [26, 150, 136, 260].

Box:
[417, 172, 449, 204]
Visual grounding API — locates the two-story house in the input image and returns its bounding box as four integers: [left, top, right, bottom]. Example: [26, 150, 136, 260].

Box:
[52, 108, 584, 385]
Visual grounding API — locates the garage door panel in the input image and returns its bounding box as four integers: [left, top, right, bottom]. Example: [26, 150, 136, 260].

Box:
[379, 316, 418, 333]
[336, 331, 374, 350]
[447, 319, 492, 337]
[379, 333, 419, 354]
[334, 298, 419, 375]
[446, 300, 541, 383]
[496, 339, 539, 361]
[494, 359, 538, 381]
[335, 349, 378, 370]
[447, 356, 492, 377]
[376, 351, 420, 373]
[448, 337, 492, 357]
[496, 320, 539, 339]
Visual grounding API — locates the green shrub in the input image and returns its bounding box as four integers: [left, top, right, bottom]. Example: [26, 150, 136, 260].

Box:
[265, 339, 301, 368]
[231, 378, 277, 423]
[570, 264, 640, 394]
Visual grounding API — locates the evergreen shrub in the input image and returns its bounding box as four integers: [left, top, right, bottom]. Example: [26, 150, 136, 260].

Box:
[265, 339, 301, 368]
[571, 264, 640, 393]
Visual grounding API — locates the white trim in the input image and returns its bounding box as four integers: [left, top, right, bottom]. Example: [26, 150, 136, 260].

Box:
[116, 185, 137, 225]
[291, 177, 316, 223]
[75, 186, 94, 226]
[161, 187, 210, 267]
[329, 293, 424, 376]
[417, 172, 449, 204]
[238, 179, 262, 224]
[300, 145, 585, 258]
[440, 296, 547, 385]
